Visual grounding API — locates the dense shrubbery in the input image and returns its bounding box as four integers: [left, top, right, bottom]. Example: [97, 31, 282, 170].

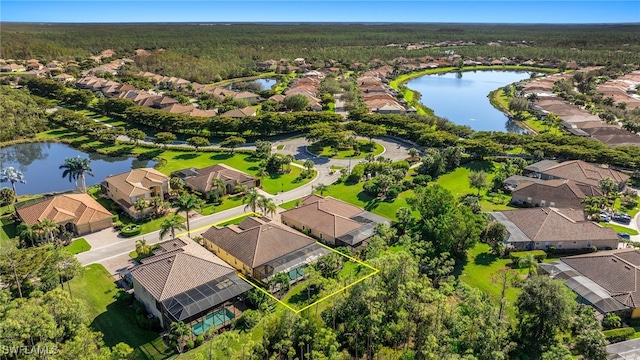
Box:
[603, 327, 635, 343]
[0, 86, 49, 141]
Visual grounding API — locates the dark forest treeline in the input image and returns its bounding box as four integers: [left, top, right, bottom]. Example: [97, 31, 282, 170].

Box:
[2, 23, 639, 82]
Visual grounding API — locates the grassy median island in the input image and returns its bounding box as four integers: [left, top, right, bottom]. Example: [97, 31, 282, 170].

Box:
[307, 140, 384, 159]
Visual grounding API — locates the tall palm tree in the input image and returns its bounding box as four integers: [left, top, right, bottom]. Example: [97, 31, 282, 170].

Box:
[36, 219, 60, 244]
[518, 254, 538, 277]
[159, 215, 186, 241]
[0, 167, 26, 198]
[257, 196, 277, 218]
[173, 193, 203, 235]
[243, 189, 261, 213]
[59, 156, 94, 193]
[282, 154, 294, 173]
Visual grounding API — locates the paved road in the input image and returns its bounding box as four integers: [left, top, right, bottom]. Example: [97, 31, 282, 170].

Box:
[76, 136, 418, 266]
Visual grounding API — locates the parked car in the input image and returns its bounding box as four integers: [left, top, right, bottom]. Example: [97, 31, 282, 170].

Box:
[618, 232, 631, 240]
[600, 213, 611, 222]
[612, 213, 632, 224]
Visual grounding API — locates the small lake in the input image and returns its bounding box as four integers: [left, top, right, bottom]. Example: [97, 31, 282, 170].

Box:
[406, 70, 533, 132]
[228, 78, 277, 91]
[0, 142, 156, 196]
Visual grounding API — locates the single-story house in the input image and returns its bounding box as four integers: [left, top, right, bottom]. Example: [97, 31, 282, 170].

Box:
[201, 216, 331, 286]
[0, 64, 26, 72]
[16, 193, 112, 236]
[490, 207, 619, 250]
[221, 106, 257, 118]
[524, 160, 629, 190]
[233, 91, 262, 105]
[511, 179, 603, 209]
[280, 195, 391, 248]
[172, 164, 259, 199]
[103, 168, 170, 219]
[129, 237, 252, 333]
[539, 249, 640, 319]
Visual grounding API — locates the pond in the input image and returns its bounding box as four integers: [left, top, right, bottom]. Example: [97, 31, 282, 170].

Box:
[406, 70, 533, 132]
[0, 142, 156, 196]
[228, 78, 276, 91]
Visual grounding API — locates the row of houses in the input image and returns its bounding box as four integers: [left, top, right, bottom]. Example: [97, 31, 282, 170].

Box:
[282, 71, 324, 111]
[596, 70, 640, 111]
[357, 71, 412, 114]
[507, 159, 629, 209]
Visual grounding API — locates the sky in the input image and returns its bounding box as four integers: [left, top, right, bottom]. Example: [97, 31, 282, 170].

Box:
[0, 1, 638, 23]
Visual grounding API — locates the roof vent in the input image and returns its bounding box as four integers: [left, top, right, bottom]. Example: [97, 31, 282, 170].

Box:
[173, 242, 177, 246]
[168, 259, 172, 263]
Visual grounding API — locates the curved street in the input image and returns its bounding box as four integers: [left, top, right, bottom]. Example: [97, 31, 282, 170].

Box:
[76, 136, 418, 269]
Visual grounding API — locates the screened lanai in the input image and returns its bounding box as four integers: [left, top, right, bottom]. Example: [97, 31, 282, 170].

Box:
[254, 243, 332, 283]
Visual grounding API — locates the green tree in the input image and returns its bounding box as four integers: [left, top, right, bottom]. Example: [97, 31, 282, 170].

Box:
[269, 272, 291, 298]
[346, 121, 386, 143]
[303, 159, 315, 174]
[173, 193, 204, 235]
[243, 188, 260, 213]
[255, 139, 272, 159]
[482, 221, 507, 256]
[159, 214, 187, 241]
[17, 222, 38, 247]
[127, 128, 146, 145]
[59, 156, 94, 193]
[135, 239, 151, 256]
[0, 187, 16, 207]
[219, 135, 246, 153]
[133, 197, 149, 216]
[283, 94, 310, 111]
[468, 170, 489, 195]
[154, 132, 176, 148]
[518, 253, 538, 276]
[315, 183, 329, 196]
[36, 218, 60, 244]
[257, 196, 277, 218]
[168, 321, 191, 353]
[516, 276, 576, 355]
[0, 167, 26, 197]
[187, 136, 210, 152]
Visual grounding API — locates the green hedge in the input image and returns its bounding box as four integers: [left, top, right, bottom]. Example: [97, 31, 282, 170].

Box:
[121, 224, 141, 237]
[510, 250, 547, 262]
[603, 327, 635, 343]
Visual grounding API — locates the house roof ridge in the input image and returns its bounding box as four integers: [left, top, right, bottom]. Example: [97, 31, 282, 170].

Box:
[551, 208, 577, 224]
[532, 208, 552, 240]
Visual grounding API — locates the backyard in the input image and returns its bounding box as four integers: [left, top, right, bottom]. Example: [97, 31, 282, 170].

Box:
[69, 264, 171, 360]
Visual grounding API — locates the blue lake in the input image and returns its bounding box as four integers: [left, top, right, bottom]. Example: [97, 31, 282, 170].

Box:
[228, 78, 276, 91]
[0, 142, 156, 196]
[406, 70, 533, 132]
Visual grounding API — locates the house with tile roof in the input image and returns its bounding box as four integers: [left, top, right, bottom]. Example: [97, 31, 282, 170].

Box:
[103, 168, 170, 219]
[201, 216, 331, 285]
[16, 193, 112, 236]
[221, 106, 257, 118]
[524, 159, 629, 190]
[511, 179, 603, 209]
[129, 237, 252, 332]
[280, 195, 391, 248]
[490, 207, 619, 250]
[539, 248, 640, 318]
[172, 164, 258, 200]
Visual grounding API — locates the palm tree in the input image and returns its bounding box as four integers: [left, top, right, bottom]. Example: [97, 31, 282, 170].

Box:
[282, 154, 294, 173]
[149, 196, 166, 217]
[315, 183, 329, 196]
[243, 189, 261, 213]
[211, 177, 227, 199]
[303, 160, 315, 173]
[0, 167, 26, 198]
[159, 215, 186, 241]
[518, 254, 537, 277]
[59, 156, 94, 193]
[257, 196, 276, 218]
[17, 222, 38, 247]
[133, 198, 149, 216]
[408, 148, 418, 160]
[36, 219, 60, 244]
[173, 193, 203, 235]
[135, 239, 151, 256]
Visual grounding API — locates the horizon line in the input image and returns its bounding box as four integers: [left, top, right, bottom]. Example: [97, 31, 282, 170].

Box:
[2, 21, 639, 25]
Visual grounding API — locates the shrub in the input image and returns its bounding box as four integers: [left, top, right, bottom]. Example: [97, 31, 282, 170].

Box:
[195, 335, 204, 347]
[603, 327, 634, 343]
[114, 290, 134, 307]
[121, 224, 142, 237]
[386, 186, 400, 200]
[413, 174, 431, 186]
[112, 214, 119, 223]
[185, 340, 195, 350]
[347, 164, 365, 184]
[509, 250, 547, 262]
[236, 309, 261, 330]
[602, 314, 622, 330]
[401, 179, 414, 190]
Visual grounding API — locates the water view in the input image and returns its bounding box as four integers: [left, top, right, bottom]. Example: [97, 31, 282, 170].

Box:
[406, 70, 533, 132]
[0, 142, 156, 195]
[228, 78, 276, 91]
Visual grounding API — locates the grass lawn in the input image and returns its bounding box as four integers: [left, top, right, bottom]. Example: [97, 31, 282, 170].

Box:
[215, 212, 258, 227]
[308, 140, 384, 159]
[600, 222, 639, 236]
[69, 264, 171, 359]
[320, 180, 417, 221]
[279, 199, 300, 210]
[156, 151, 315, 194]
[198, 195, 244, 215]
[66, 238, 91, 254]
[436, 160, 516, 212]
[0, 215, 17, 245]
[459, 243, 528, 319]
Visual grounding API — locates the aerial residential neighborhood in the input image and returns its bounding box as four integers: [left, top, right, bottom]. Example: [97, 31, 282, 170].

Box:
[1, 4, 640, 359]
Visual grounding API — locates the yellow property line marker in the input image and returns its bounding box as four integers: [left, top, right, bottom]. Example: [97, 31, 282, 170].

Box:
[237, 241, 380, 314]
